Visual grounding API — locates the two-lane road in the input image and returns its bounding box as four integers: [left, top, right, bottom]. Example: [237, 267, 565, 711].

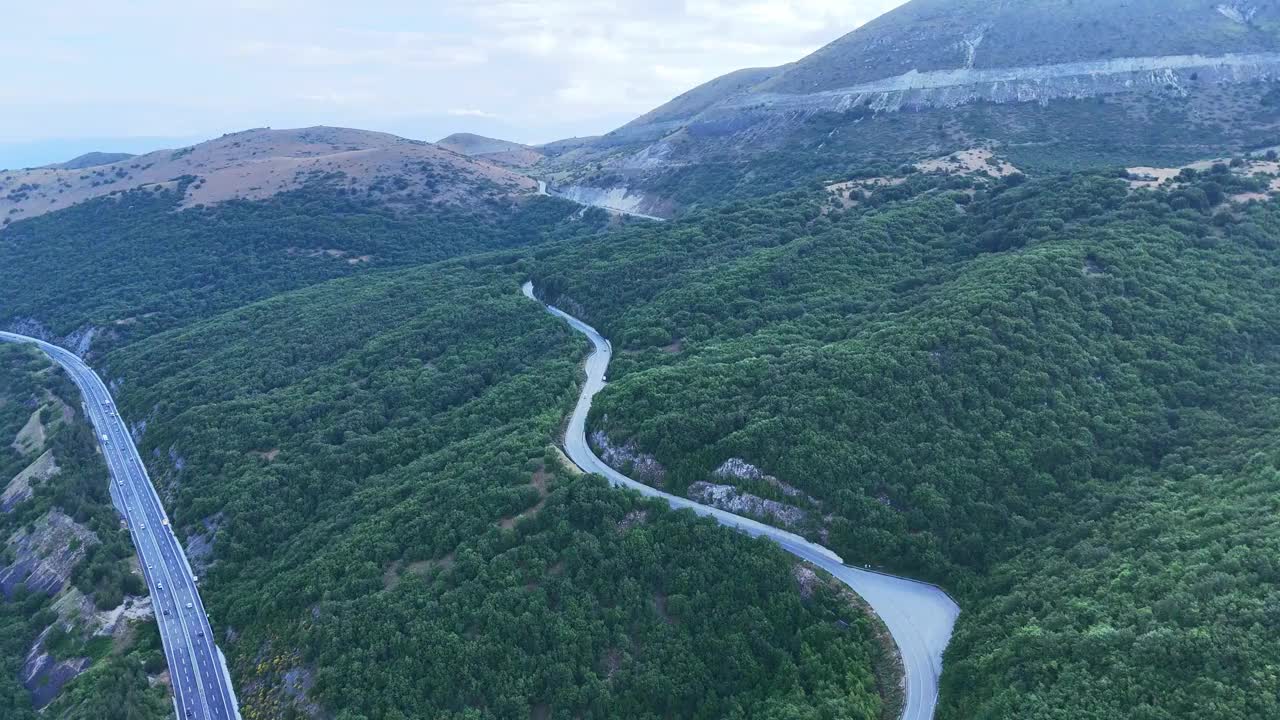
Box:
[523, 282, 960, 720]
[0, 332, 240, 720]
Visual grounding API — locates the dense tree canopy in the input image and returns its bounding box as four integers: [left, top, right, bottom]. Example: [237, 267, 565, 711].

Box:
[5, 156, 1280, 719]
[530, 170, 1280, 718]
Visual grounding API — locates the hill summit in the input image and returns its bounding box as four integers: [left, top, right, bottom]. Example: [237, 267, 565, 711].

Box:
[1, 127, 537, 225]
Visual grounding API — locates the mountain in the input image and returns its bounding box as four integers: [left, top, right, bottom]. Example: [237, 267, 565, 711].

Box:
[541, 0, 1280, 215]
[437, 132, 544, 168]
[43, 152, 136, 170]
[0, 126, 537, 225]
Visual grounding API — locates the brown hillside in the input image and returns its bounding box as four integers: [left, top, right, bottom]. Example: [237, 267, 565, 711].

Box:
[0, 127, 537, 225]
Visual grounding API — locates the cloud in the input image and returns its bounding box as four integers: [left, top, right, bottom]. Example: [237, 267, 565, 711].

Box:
[0, 0, 910, 162]
[447, 108, 499, 119]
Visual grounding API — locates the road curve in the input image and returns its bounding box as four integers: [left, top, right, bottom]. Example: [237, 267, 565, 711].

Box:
[0, 332, 241, 720]
[523, 282, 960, 720]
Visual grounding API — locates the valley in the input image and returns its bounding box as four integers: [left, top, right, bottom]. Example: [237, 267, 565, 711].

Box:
[5, 0, 1280, 718]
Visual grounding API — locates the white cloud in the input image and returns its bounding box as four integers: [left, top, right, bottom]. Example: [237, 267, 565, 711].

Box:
[447, 108, 500, 119]
[0, 0, 910, 162]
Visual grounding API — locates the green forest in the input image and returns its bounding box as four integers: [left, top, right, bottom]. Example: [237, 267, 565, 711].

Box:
[3, 153, 1280, 719]
[528, 168, 1280, 718]
[0, 180, 582, 342]
[88, 256, 894, 719]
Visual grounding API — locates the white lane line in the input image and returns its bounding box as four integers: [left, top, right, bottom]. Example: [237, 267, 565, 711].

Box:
[0, 334, 239, 720]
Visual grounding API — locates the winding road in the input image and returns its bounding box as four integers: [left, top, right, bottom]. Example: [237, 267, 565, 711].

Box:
[0, 332, 241, 720]
[523, 282, 960, 720]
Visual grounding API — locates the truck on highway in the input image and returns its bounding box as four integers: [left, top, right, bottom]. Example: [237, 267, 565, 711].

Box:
[101, 434, 109, 445]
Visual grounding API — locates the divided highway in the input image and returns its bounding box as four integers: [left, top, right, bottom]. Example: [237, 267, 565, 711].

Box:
[0, 332, 240, 720]
[523, 282, 961, 720]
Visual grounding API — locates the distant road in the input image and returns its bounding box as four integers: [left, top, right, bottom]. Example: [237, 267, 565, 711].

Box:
[523, 283, 960, 720]
[0, 332, 241, 720]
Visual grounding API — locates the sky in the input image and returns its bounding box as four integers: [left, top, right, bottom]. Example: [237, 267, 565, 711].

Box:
[2, 0, 908, 168]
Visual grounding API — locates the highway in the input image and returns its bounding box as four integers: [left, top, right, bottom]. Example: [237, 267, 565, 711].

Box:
[523, 282, 961, 720]
[0, 332, 241, 720]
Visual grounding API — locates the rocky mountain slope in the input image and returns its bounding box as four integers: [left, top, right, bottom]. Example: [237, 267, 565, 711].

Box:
[0, 127, 537, 226]
[535, 0, 1280, 215]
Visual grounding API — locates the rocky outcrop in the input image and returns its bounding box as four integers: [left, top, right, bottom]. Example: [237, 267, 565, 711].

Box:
[185, 514, 223, 577]
[6, 318, 53, 343]
[548, 184, 665, 221]
[1217, 2, 1261, 25]
[590, 431, 666, 487]
[687, 482, 808, 530]
[2, 320, 100, 357]
[0, 510, 98, 598]
[63, 326, 99, 358]
[20, 630, 90, 710]
[712, 458, 817, 504]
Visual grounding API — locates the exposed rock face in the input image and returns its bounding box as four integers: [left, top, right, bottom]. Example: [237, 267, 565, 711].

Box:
[687, 482, 808, 529]
[93, 593, 155, 638]
[0, 510, 98, 599]
[1217, 2, 1261, 24]
[792, 565, 820, 600]
[549, 184, 665, 220]
[63, 326, 99, 357]
[715, 52, 1280, 116]
[6, 317, 52, 342]
[184, 514, 224, 577]
[590, 431, 666, 486]
[20, 631, 90, 710]
[713, 458, 817, 504]
[3, 449, 60, 512]
[3, 319, 101, 356]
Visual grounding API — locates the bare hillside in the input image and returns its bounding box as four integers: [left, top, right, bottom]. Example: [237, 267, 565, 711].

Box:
[437, 133, 544, 168]
[0, 127, 537, 225]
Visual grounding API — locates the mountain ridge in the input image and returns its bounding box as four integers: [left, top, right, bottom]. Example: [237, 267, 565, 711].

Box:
[528, 0, 1280, 216]
[0, 126, 537, 226]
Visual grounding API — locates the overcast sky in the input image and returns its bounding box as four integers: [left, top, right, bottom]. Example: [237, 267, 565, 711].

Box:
[2, 0, 907, 168]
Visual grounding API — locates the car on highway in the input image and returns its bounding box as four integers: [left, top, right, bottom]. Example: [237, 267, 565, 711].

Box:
[157, 582, 163, 590]
[186, 602, 194, 609]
